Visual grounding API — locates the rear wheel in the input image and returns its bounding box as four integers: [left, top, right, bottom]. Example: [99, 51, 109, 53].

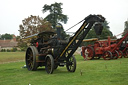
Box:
[26, 46, 38, 71]
[103, 51, 112, 60]
[118, 50, 123, 58]
[112, 50, 119, 59]
[66, 55, 76, 72]
[45, 54, 54, 74]
[124, 50, 128, 58]
[84, 46, 95, 60]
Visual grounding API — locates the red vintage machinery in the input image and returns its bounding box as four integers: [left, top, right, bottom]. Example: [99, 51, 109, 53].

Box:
[82, 32, 128, 60]
[121, 44, 128, 58]
[82, 37, 117, 60]
[119, 36, 128, 58]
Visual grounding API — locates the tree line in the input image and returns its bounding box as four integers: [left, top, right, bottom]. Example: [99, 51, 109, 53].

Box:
[0, 33, 13, 40]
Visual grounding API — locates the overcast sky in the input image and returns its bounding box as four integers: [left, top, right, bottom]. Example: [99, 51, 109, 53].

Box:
[0, 0, 128, 37]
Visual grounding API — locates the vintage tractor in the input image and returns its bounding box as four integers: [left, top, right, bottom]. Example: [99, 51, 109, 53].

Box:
[120, 43, 128, 58]
[25, 14, 105, 74]
[82, 32, 128, 60]
[119, 33, 128, 58]
[82, 37, 116, 60]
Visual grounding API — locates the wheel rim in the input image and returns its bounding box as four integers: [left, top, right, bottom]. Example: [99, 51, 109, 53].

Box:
[85, 47, 94, 60]
[26, 46, 38, 71]
[46, 58, 52, 73]
[26, 48, 34, 70]
[103, 51, 112, 60]
[45, 55, 54, 74]
[66, 56, 76, 72]
[69, 57, 75, 70]
[124, 50, 128, 58]
[112, 50, 119, 59]
[118, 50, 123, 58]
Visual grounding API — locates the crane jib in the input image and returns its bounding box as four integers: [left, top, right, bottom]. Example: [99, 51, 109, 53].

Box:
[60, 22, 87, 57]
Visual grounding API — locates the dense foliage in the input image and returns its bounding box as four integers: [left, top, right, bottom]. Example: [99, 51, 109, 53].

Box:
[19, 15, 53, 39]
[0, 33, 13, 40]
[122, 20, 128, 36]
[42, 2, 69, 39]
[42, 2, 68, 29]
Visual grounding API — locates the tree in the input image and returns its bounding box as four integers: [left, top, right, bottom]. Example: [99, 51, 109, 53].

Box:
[86, 20, 113, 39]
[42, 2, 68, 29]
[16, 36, 26, 51]
[1, 33, 13, 40]
[19, 15, 53, 39]
[122, 20, 128, 36]
[42, 2, 68, 39]
[17, 38, 28, 51]
[103, 20, 110, 30]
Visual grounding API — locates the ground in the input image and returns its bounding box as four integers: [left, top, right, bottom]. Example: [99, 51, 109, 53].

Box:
[0, 52, 128, 85]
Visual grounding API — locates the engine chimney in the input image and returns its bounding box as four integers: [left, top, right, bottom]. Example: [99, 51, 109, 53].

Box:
[56, 23, 62, 40]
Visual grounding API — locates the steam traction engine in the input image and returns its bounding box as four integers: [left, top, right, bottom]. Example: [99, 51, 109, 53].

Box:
[25, 14, 105, 74]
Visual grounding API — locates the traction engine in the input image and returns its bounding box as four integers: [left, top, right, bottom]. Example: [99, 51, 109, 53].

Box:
[25, 14, 105, 74]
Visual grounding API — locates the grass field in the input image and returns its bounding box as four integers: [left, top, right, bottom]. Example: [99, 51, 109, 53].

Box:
[0, 52, 25, 64]
[0, 52, 128, 85]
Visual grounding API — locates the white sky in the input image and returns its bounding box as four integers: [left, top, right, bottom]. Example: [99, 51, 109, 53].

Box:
[0, 0, 128, 37]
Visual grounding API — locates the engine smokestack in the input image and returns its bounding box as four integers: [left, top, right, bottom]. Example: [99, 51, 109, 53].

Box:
[56, 23, 62, 40]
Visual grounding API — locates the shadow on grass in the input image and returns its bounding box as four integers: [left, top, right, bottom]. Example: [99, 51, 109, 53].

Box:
[25, 66, 70, 74]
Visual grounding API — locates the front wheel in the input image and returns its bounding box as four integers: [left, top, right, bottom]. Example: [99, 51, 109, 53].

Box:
[66, 55, 76, 72]
[45, 54, 54, 74]
[124, 50, 128, 58]
[103, 51, 112, 60]
[118, 50, 123, 58]
[26, 46, 38, 71]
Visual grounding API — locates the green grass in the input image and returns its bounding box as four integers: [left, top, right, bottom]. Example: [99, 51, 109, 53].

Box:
[0, 52, 128, 85]
[0, 52, 25, 64]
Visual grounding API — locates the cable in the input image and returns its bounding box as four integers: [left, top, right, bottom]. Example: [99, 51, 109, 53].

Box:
[65, 19, 85, 32]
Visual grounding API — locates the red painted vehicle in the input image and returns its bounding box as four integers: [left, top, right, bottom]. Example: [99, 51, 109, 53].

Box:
[119, 38, 128, 58]
[82, 32, 128, 60]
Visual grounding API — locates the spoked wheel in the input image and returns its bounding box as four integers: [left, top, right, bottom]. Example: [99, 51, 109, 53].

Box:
[103, 51, 112, 60]
[84, 46, 95, 60]
[118, 50, 123, 58]
[45, 54, 54, 74]
[124, 50, 128, 58]
[26, 46, 38, 71]
[66, 55, 76, 72]
[112, 50, 119, 59]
